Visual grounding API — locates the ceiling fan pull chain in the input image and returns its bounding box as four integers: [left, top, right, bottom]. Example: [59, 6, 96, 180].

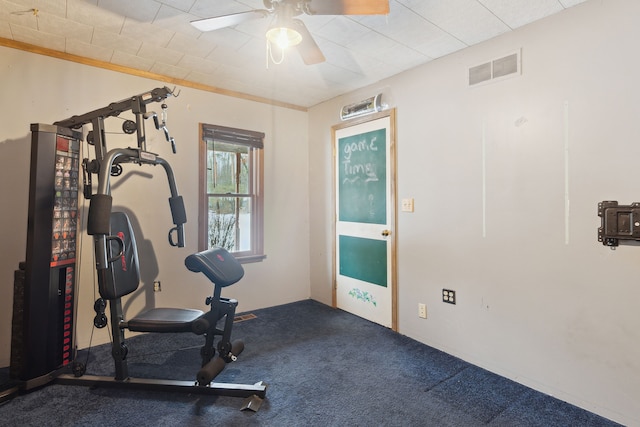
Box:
[266, 40, 286, 67]
[266, 40, 270, 69]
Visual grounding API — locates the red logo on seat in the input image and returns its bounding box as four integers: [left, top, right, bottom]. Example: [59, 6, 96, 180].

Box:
[117, 231, 127, 271]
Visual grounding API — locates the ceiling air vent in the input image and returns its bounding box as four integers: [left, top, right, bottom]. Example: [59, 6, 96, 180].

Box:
[469, 50, 521, 87]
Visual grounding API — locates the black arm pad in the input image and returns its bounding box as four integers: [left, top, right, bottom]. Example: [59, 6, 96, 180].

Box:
[185, 248, 244, 287]
[169, 195, 187, 225]
[87, 194, 112, 235]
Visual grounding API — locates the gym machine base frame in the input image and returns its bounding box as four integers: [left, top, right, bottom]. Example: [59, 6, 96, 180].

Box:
[55, 374, 267, 399]
[1, 373, 267, 407]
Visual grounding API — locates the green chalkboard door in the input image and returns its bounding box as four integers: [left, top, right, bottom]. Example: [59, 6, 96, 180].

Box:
[333, 110, 396, 330]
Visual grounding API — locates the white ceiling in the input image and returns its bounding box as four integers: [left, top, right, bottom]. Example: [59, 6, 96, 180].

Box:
[0, 0, 589, 109]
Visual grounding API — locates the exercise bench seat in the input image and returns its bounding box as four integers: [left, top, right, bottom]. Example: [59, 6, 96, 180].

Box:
[127, 308, 204, 333]
[126, 248, 245, 333]
[99, 212, 246, 386]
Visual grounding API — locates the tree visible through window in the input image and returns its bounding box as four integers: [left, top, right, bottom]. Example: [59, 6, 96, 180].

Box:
[199, 124, 265, 262]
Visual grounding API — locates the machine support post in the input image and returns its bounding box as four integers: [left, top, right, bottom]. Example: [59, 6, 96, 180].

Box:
[109, 298, 129, 381]
[91, 116, 107, 162]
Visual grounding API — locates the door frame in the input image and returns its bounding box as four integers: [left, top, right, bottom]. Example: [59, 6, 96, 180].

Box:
[331, 108, 397, 331]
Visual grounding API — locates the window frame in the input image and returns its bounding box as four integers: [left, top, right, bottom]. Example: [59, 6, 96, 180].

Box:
[198, 123, 265, 263]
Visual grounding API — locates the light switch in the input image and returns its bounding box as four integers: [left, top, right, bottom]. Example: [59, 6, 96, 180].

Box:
[401, 198, 414, 212]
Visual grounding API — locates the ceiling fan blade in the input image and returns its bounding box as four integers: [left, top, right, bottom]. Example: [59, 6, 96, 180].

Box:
[304, 0, 389, 15]
[292, 19, 325, 65]
[191, 10, 269, 32]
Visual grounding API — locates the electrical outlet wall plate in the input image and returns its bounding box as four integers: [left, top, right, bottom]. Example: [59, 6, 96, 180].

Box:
[401, 198, 414, 212]
[442, 289, 456, 304]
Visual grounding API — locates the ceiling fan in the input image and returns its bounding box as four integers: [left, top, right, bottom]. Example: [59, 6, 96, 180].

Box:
[190, 0, 390, 65]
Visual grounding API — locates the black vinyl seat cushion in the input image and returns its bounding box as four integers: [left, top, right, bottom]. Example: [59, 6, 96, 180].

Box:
[184, 248, 244, 287]
[127, 308, 204, 333]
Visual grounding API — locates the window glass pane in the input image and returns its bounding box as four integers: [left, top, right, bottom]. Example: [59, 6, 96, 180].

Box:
[208, 197, 237, 251]
[207, 196, 252, 252]
[237, 197, 252, 252]
[207, 140, 249, 194]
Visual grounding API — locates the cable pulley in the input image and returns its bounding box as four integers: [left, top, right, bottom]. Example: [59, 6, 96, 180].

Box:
[122, 120, 137, 134]
[110, 164, 123, 176]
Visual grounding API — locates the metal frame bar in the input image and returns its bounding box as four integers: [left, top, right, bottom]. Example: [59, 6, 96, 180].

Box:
[55, 374, 267, 399]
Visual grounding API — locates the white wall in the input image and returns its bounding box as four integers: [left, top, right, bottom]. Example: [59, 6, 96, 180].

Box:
[309, 1, 639, 425]
[0, 47, 310, 367]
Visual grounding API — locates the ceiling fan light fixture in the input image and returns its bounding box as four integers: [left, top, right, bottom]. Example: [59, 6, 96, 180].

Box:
[265, 3, 302, 50]
[266, 25, 302, 49]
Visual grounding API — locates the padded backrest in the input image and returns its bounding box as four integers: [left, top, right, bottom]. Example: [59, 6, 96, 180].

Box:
[98, 211, 140, 300]
[184, 247, 244, 287]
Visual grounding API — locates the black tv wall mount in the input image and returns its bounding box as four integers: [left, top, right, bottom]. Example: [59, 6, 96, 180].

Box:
[597, 201, 640, 247]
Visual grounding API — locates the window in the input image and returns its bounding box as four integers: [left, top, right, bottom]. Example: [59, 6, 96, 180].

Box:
[199, 123, 265, 262]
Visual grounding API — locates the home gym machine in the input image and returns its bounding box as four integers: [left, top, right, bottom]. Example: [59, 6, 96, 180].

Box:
[4, 87, 266, 409]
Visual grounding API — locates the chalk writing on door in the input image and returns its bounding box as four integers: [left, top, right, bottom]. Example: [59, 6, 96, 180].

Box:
[338, 128, 386, 224]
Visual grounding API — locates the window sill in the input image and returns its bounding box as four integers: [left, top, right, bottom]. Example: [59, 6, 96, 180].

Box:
[234, 254, 267, 264]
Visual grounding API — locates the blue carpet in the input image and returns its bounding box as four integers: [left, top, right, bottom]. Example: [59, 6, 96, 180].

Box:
[0, 300, 621, 426]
